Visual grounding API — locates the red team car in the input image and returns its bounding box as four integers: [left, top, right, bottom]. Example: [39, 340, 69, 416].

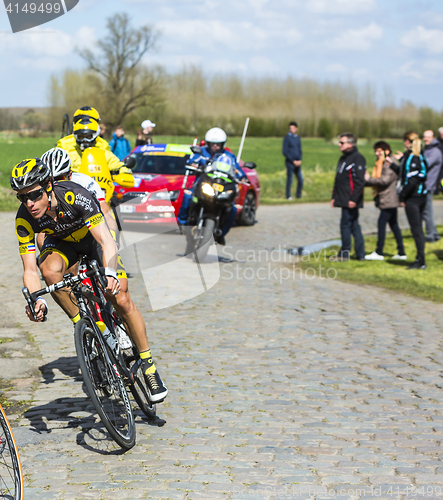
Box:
[113, 144, 260, 226]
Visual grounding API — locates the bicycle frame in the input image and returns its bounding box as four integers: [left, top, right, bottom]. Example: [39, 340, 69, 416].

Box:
[23, 257, 144, 391]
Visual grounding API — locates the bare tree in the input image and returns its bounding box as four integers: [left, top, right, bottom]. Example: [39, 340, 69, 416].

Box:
[78, 13, 161, 128]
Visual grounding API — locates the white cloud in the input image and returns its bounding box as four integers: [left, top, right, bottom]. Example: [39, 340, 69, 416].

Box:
[75, 26, 97, 50]
[400, 26, 443, 54]
[307, 0, 376, 14]
[157, 18, 301, 53]
[396, 59, 443, 82]
[0, 25, 94, 70]
[247, 0, 270, 9]
[327, 23, 383, 51]
[0, 29, 72, 57]
[396, 61, 423, 80]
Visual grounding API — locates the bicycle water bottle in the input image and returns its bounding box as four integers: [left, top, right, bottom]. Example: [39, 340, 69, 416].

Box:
[96, 321, 118, 352]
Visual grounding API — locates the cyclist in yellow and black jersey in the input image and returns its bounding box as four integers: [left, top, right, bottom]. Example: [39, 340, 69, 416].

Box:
[12, 157, 168, 403]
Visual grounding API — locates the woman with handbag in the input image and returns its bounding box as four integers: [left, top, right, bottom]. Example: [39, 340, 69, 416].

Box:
[364, 141, 406, 261]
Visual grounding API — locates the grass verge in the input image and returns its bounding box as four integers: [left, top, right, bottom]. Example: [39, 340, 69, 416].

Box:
[292, 226, 443, 303]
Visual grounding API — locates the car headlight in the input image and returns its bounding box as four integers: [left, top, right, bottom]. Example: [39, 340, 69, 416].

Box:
[202, 183, 215, 197]
[150, 190, 179, 201]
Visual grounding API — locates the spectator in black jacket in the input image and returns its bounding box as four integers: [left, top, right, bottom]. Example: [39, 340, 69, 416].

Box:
[396, 131, 428, 270]
[282, 121, 303, 199]
[330, 133, 366, 261]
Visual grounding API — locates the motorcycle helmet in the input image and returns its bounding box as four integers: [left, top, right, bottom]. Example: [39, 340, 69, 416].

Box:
[41, 147, 72, 179]
[205, 127, 227, 150]
[11, 158, 52, 191]
[73, 118, 100, 150]
[73, 106, 101, 124]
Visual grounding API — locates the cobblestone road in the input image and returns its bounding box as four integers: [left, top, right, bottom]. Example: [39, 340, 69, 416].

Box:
[1, 201, 443, 500]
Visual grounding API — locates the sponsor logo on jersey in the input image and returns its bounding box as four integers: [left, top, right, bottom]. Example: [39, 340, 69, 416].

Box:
[85, 213, 104, 229]
[65, 191, 75, 205]
[75, 192, 93, 212]
[19, 243, 36, 255]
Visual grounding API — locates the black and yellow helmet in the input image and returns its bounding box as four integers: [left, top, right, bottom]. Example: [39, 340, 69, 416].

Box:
[10, 158, 51, 191]
[73, 117, 100, 150]
[73, 106, 100, 125]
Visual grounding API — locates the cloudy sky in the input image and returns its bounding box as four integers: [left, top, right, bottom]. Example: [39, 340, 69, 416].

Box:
[1, 0, 443, 109]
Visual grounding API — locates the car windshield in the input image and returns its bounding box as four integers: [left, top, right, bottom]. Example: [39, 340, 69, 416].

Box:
[132, 153, 190, 175]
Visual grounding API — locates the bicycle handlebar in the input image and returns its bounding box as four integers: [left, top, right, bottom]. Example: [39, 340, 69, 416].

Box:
[22, 261, 106, 321]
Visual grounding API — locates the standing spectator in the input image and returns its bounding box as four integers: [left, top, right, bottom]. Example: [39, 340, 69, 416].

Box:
[397, 132, 428, 270]
[330, 133, 366, 261]
[422, 130, 441, 242]
[99, 123, 107, 139]
[109, 126, 132, 161]
[282, 121, 303, 199]
[437, 127, 443, 187]
[136, 119, 156, 147]
[364, 141, 406, 260]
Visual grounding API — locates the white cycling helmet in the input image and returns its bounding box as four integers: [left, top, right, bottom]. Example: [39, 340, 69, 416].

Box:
[205, 127, 227, 145]
[41, 147, 72, 179]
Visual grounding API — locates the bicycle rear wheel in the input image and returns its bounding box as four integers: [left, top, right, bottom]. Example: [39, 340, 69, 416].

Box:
[112, 314, 156, 419]
[74, 318, 136, 450]
[0, 405, 24, 500]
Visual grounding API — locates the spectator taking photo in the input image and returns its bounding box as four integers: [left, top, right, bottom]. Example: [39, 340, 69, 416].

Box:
[364, 141, 406, 261]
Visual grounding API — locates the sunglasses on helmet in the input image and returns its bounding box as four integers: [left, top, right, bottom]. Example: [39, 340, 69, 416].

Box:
[16, 186, 46, 204]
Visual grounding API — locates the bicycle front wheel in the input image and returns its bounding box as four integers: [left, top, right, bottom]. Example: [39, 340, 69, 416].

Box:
[74, 318, 136, 450]
[0, 405, 24, 500]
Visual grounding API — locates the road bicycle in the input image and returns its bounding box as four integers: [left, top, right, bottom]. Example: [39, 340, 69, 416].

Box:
[23, 257, 156, 450]
[0, 403, 24, 500]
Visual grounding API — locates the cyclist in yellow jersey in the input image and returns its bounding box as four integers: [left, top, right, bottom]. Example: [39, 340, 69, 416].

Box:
[11, 157, 168, 403]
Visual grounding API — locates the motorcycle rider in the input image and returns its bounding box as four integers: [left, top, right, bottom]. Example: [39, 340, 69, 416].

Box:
[59, 117, 131, 175]
[57, 106, 111, 156]
[57, 106, 130, 176]
[177, 127, 247, 244]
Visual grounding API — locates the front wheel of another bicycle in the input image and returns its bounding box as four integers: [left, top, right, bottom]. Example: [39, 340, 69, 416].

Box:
[0, 405, 24, 500]
[74, 318, 136, 450]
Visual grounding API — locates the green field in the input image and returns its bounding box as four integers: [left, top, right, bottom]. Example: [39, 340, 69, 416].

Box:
[0, 133, 405, 210]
